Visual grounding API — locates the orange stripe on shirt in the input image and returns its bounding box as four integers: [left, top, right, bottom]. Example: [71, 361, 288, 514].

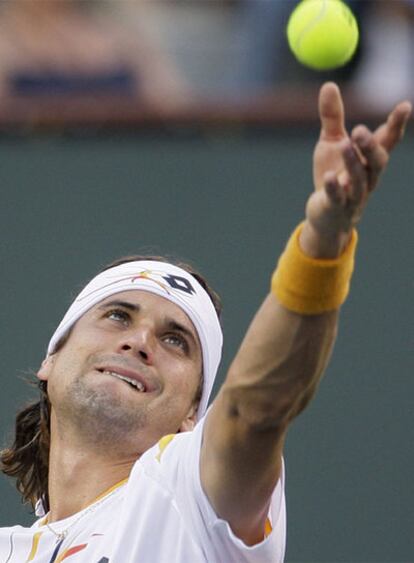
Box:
[55, 543, 87, 562]
[264, 517, 273, 538]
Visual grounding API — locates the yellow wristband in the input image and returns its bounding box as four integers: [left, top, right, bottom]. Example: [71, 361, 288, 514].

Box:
[271, 223, 358, 314]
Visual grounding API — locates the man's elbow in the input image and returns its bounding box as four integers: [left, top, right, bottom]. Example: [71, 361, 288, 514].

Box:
[220, 378, 312, 432]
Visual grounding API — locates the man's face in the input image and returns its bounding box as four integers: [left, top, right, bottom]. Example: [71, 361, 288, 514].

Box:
[38, 290, 203, 454]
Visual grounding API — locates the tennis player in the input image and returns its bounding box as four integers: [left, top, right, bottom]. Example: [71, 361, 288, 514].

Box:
[0, 83, 411, 562]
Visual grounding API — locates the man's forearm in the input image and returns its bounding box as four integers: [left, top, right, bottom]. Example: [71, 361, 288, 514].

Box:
[224, 293, 339, 430]
[223, 216, 351, 429]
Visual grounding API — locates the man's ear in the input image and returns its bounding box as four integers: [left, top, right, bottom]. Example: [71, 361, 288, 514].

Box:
[37, 355, 55, 382]
[178, 403, 198, 433]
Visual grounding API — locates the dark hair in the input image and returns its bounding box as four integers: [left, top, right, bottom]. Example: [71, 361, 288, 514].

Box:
[0, 255, 222, 511]
[0, 381, 50, 512]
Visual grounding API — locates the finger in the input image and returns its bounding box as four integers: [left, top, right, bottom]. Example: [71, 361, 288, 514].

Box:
[374, 100, 412, 153]
[324, 171, 346, 207]
[352, 125, 388, 191]
[341, 140, 366, 204]
[319, 82, 347, 141]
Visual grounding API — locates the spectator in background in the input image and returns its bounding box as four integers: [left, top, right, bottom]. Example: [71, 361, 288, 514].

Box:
[226, 0, 414, 111]
[0, 0, 412, 115]
[227, 0, 364, 98]
[352, 0, 414, 111]
[0, 0, 192, 111]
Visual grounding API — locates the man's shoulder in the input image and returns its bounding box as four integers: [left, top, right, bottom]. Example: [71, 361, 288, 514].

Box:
[142, 417, 205, 463]
[133, 420, 206, 490]
[142, 427, 198, 466]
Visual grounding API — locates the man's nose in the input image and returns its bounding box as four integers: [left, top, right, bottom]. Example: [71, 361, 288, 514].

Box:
[117, 324, 155, 364]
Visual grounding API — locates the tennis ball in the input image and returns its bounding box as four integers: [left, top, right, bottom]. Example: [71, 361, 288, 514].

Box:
[287, 0, 359, 70]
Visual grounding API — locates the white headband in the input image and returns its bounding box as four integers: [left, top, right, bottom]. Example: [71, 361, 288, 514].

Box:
[47, 260, 223, 420]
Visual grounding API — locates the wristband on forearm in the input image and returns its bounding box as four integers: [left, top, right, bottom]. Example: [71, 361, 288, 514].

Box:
[271, 222, 358, 314]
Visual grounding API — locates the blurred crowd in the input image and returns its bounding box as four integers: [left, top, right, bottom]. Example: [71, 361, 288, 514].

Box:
[0, 0, 412, 114]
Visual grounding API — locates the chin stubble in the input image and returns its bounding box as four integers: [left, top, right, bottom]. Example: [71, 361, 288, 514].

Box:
[62, 376, 149, 446]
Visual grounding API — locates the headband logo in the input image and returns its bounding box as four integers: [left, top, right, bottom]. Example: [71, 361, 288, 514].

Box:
[132, 271, 196, 296]
[77, 269, 197, 304]
[162, 274, 195, 295]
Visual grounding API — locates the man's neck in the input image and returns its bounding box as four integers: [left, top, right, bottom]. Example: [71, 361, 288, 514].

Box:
[47, 434, 138, 522]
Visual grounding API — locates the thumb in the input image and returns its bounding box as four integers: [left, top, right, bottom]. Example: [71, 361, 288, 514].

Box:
[374, 100, 412, 153]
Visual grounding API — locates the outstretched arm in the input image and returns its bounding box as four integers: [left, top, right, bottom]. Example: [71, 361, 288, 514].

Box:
[200, 83, 411, 545]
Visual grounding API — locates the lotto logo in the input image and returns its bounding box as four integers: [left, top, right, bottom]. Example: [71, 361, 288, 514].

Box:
[162, 274, 195, 295]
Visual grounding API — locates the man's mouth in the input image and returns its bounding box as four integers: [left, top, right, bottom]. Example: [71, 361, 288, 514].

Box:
[96, 368, 146, 392]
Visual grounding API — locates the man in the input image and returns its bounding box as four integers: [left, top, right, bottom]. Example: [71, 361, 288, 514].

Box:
[0, 83, 411, 562]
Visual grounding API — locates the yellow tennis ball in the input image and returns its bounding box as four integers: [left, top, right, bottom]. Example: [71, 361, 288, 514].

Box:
[287, 0, 359, 70]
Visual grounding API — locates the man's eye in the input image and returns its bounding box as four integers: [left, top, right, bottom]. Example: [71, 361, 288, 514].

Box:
[106, 309, 129, 324]
[164, 334, 187, 351]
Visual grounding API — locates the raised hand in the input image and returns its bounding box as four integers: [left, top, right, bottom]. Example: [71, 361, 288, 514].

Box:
[303, 82, 411, 256]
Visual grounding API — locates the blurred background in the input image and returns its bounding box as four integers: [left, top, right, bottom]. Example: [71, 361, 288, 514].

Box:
[0, 0, 413, 123]
[0, 1, 413, 561]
